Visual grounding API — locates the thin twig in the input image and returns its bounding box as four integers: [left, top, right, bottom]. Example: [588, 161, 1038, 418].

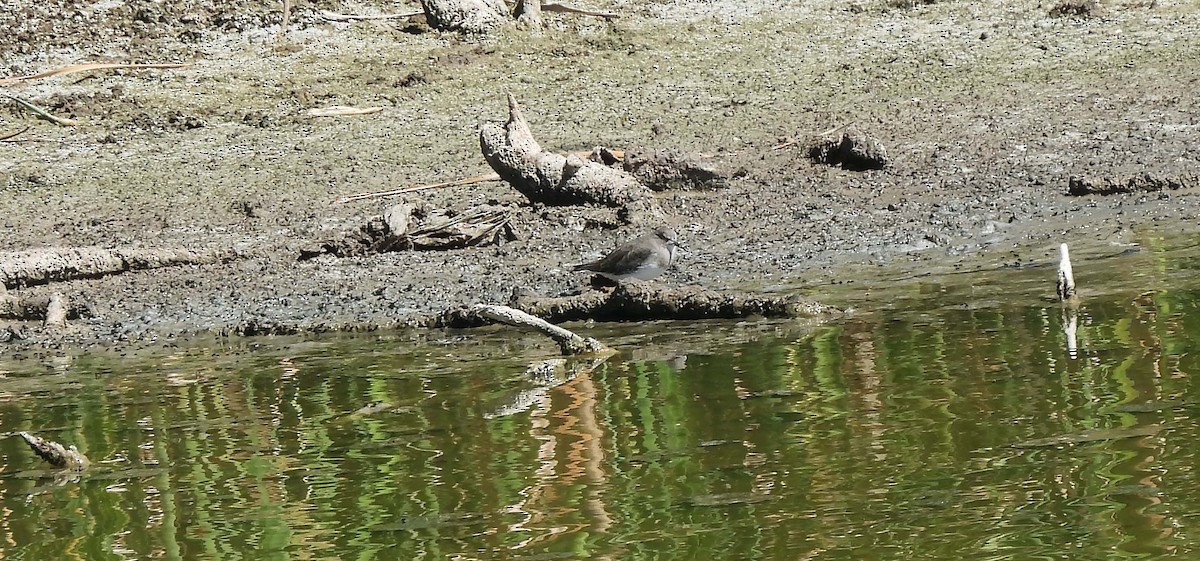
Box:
[320, 9, 424, 21]
[0, 63, 191, 86]
[335, 173, 502, 204]
[771, 123, 854, 150]
[0, 126, 30, 141]
[542, 2, 620, 18]
[6, 96, 76, 126]
[306, 105, 383, 117]
[280, 0, 293, 40]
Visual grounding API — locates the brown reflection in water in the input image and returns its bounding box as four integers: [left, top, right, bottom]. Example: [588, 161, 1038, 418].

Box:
[505, 371, 614, 552]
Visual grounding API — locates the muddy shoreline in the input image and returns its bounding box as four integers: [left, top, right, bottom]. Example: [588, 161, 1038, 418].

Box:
[1, 0, 1199, 351]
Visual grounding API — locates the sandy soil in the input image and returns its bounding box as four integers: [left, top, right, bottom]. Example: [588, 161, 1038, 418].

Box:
[1, 0, 1198, 349]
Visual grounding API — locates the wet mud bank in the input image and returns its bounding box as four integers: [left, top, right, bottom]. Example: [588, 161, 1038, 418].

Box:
[1, 0, 1199, 351]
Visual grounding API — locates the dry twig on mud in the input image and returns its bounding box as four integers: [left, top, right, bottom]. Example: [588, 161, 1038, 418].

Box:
[335, 173, 502, 204]
[306, 106, 384, 117]
[280, 0, 293, 39]
[320, 9, 424, 21]
[542, 3, 619, 19]
[0, 126, 29, 141]
[0, 63, 191, 86]
[6, 96, 77, 126]
[772, 123, 852, 150]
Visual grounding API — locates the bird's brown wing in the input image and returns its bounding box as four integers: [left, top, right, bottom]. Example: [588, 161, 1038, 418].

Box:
[574, 234, 658, 273]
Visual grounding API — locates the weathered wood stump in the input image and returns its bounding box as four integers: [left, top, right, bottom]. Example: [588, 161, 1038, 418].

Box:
[480, 94, 662, 223]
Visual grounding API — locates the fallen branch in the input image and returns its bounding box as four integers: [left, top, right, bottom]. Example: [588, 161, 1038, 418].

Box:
[6, 96, 77, 126]
[435, 283, 839, 326]
[0, 62, 191, 86]
[335, 173, 501, 204]
[480, 93, 661, 222]
[470, 304, 609, 355]
[0, 246, 239, 289]
[18, 432, 90, 471]
[320, 9, 423, 21]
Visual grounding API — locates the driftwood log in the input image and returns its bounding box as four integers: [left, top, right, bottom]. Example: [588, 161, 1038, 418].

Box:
[480, 94, 662, 223]
[0, 246, 238, 289]
[435, 283, 837, 327]
[18, 432, 90, 471]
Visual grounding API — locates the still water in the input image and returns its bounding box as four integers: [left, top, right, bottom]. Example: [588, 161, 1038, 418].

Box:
[2, 236, 1200, 560]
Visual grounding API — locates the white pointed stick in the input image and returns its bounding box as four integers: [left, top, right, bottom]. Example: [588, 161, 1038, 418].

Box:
[1057, 243, 1076, 302]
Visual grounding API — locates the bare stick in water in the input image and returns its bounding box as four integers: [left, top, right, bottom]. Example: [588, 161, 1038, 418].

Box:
[1057, 243, 1076, 302]
[470, 304, 609, 355]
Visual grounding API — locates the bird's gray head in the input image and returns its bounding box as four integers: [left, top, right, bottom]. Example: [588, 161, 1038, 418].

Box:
[654, 227, 679, 246]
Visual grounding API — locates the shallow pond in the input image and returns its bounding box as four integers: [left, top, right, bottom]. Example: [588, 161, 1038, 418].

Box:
[3, 235, 1200, 560]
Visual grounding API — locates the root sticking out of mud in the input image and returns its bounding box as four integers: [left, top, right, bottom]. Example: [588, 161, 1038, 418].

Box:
[1067, 174, 1199, 196]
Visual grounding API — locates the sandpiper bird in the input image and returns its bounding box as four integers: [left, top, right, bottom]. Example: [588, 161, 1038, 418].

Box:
[573, 227, 682, 282]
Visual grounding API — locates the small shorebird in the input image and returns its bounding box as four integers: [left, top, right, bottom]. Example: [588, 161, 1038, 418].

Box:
[573, 227, 682, 282]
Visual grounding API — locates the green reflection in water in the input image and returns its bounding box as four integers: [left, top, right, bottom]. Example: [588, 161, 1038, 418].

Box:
[3, 238, 1200, 559]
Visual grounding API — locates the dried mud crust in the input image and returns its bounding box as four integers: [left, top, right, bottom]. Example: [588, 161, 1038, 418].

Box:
[1, 0, 1200, 350]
